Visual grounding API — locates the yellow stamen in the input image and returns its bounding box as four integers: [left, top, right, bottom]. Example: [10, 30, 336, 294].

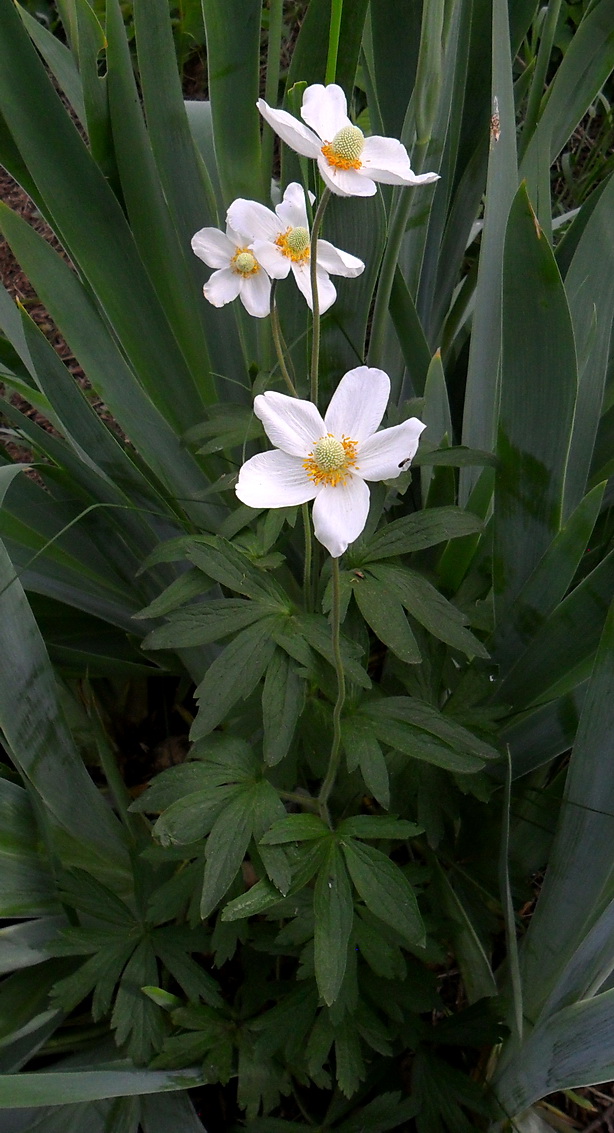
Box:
[321, 124, 365, 171]
[303, 434, 358, 487]
[231, 248, 259, 276]
[275, 226, 311, 264]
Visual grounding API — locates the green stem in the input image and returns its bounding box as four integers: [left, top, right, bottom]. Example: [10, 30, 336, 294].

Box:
[270, 283, 298, 397]
[318, 556, 346, 825]
[302, 502, 314, 613]
[310, 187, 331, 406]
[325, 0, 344, 85]
[278, 789, 320, 815]
[367, 189, 410, 369]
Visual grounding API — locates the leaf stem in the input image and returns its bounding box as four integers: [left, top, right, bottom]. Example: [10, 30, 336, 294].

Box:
[310, 187, 331, 406]
[325, 0, 344, 86]
[318, 556, 346, 825]
[270, 283, 298, 397]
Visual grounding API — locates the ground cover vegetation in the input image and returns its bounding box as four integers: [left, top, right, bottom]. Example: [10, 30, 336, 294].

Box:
[0, 0, 613, 1129]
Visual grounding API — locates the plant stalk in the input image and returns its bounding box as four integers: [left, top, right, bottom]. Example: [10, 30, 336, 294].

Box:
[310, 187, 331, 406]
[318, 556, 346, 825]
[270, 284, 298, 397]
[325, 0, 344, 86]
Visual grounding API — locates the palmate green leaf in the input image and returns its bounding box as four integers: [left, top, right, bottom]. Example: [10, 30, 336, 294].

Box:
[366, 562, 489, 659]
[200, 780, 283, 919]
[111, 937, 164, 1064]
[361, 506, 483, 561]
[341, 839, 424, 949]
[336, 1091, 419, 1133]
[338, 816, 422, 840]
[313, 844, 354, 1007]
[262, 648, 304, 767]
[495, 183, 577, 619]
[152, 787, 235, 848]
[357, 698, 496, 774]
[293, 614, 371, 690]
[191, 615, 279, 739]
[221, 878, 282, 923]
[259, 814, 329, 845]
[187, 537, 288, 604]
[351, 575, 420, 666]
[341, 716, 390, 810]
[143, 598, 279, 651]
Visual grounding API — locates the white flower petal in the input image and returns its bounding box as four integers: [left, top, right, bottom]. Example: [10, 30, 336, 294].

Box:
[358, 418, 426, 481]
[251, 239, 290, 279]
[236, 450, 317, 508]
[312, 476, 370, 558]
[238, 269, 271, 319]
[362, 137, 440, 186]
[227, 198, 279, 242]
[316, 239, 364, 278]
[203, 267, 241, 307]
[275, 182, 310, 230]
[291, 262, 337, 314]
[254, 391, 325, 457]
[191, 227, 234, 269]
[316, 156, 377, 198]
[301, 84, 351, 141]
[324, 367, 390, 442]
[257, 98, 322, 158]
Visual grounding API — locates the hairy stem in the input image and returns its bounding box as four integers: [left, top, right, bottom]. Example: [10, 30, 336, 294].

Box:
[318, 556, 346, 825]
[310, 187, 331, 406]
[270, 283, 298, 397]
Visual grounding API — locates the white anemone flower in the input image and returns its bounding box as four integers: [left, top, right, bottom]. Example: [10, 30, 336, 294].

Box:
[226, 183, 364, 313]
[236, 366, 426, 558]
[191, 223, 270, 318]
[257, 84, 439, 198]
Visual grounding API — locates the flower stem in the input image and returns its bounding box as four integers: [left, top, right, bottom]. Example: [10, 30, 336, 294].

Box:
[270, 283, 298, 397]
[310, 187, 331, 407]
[318, 556, 346, 826]
[367, 189, 409, 369]
[302, 503, 314, 612]
[325, 0, 344, 85]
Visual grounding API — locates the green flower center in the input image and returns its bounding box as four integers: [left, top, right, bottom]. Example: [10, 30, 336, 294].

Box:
[330, 125, 365, 163]
[234, 251, 258, 275]
[286, 226, 310, 254]
[312, 436, 347, 471]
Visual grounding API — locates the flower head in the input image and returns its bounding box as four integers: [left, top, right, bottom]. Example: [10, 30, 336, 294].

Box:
[257, 84, 439, 198]
[236, 367, 426, 558]
[191, 223, 270, 318]
[227, 183, 364, 313]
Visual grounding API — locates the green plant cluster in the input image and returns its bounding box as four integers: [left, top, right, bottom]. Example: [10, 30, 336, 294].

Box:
[0, 0, 613, 1130]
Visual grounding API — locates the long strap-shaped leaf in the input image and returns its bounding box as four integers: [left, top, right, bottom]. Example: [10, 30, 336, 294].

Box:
[0, 0, 207, 433]
[494, 183, 577, 620]
[0, 470, 129, 879]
